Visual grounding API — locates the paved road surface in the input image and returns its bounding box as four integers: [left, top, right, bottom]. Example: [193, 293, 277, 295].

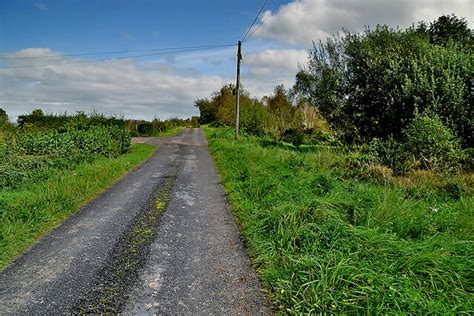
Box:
[0, 128, 270, 314]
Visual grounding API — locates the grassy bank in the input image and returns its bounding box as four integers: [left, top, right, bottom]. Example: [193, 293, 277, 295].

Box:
[205, 127, 473, 314]
[0, 143, 156, 270]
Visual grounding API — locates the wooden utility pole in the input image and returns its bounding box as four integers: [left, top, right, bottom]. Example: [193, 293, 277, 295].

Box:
[235, 40, 242, 140]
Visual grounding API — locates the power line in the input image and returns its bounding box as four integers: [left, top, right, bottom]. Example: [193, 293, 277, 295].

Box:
[0, 45, 236, 69]
[244, 0, 284, 41]
[0, 44, 236, 60]
[242, 0, 268, 42]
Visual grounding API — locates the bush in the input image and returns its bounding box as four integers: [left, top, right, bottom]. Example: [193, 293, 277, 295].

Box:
[366, 115, 466, 174]
[367, 137, 410, 175]
[240, 102, 272, 136]
[280, 128, 306, 146]
[137, 122, 153, 136]
[280, 128, 330, 147]
[403, 115, 464, 171]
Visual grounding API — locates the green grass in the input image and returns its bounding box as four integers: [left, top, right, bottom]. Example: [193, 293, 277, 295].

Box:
[205, 127, 473, 314]
[0, 143, 156, 270]
[154, 126, 186, 137]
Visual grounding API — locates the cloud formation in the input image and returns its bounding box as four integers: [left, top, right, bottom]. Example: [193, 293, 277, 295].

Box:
[240, 49, 307, 95]
[0, 49, 228, 120]
[0, 47, 309, 120]
[252, 0, 473, 46]
[244, 49, 307, 77]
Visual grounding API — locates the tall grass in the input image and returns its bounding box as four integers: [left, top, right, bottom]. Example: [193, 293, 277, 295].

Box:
[205, 127, 473, 313]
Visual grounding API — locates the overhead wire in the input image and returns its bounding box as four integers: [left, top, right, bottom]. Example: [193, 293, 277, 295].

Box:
[241, 0, 268, 42]
[0, 44, 236, 60]
[244, 0, 284, 42]
[0, 44, 236, 69]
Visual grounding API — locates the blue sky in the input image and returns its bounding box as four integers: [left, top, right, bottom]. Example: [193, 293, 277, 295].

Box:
[0, 0, 472, 120]
[1, 1, 272, 54]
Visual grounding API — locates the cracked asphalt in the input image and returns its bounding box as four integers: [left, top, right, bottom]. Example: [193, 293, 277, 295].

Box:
[0, 128, 270, 314]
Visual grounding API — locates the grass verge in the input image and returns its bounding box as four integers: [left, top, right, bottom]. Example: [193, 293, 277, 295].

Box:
[205, 127, 473, 314]
[0, 143, 156, 270]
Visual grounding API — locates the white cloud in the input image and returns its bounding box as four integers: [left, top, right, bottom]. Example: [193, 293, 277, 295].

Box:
[0, 49, 229, 121]
[244, 49, 307, 77]
[0, 47, 309, 120]
[239, 48, 307, 96]
[252, 0, 474, 46]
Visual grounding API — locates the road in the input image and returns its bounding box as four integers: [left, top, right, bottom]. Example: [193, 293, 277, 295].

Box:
[0, 128, 270, 314]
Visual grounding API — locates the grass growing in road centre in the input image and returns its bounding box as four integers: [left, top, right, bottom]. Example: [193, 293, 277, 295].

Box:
[0, 143, 156, 270]
[205, 127, 473, 314]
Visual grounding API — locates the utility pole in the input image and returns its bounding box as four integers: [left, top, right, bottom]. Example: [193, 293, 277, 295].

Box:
[235, 40, 242, 140]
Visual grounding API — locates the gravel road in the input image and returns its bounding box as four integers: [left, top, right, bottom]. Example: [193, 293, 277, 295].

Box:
[0, 128, 270, 314]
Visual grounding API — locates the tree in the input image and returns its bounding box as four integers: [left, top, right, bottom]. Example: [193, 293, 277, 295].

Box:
[294, 15, 472, 146]
[0, 108, 8, 128]
[266, 85, 298, 134]
[194, 98, 217, 124]
[427, 14, 473, 48]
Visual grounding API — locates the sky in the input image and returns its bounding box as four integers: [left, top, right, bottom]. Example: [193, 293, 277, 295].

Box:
[0, 0, 472, 121]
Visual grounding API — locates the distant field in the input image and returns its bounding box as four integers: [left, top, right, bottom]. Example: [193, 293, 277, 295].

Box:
[205, 127, 473, 313]
[0, 143, 156, 270]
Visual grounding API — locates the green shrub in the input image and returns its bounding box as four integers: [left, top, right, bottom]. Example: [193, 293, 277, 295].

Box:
[280, 128, 306, 146]
[403, 115, 464, 171]
[462, 148, 474, 170]
[367, 137, 410, 175]
[280, 128, 329, 147]
[366, 115, 466, 174]
[240, 103, 272, 136]
[137, 122, 153, 136]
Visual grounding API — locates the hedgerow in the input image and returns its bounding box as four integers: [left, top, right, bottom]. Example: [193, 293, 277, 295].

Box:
[1, 125, 130, 189]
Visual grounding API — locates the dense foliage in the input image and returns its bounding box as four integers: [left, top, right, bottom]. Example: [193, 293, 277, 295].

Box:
[0, 111, 131, 189]
[0, 109, 8, 129]
[294, 15, 473, 146]
[367, 115, 466, 174]
[0, 109, 156, 269]
[18, 109, 127, 130]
